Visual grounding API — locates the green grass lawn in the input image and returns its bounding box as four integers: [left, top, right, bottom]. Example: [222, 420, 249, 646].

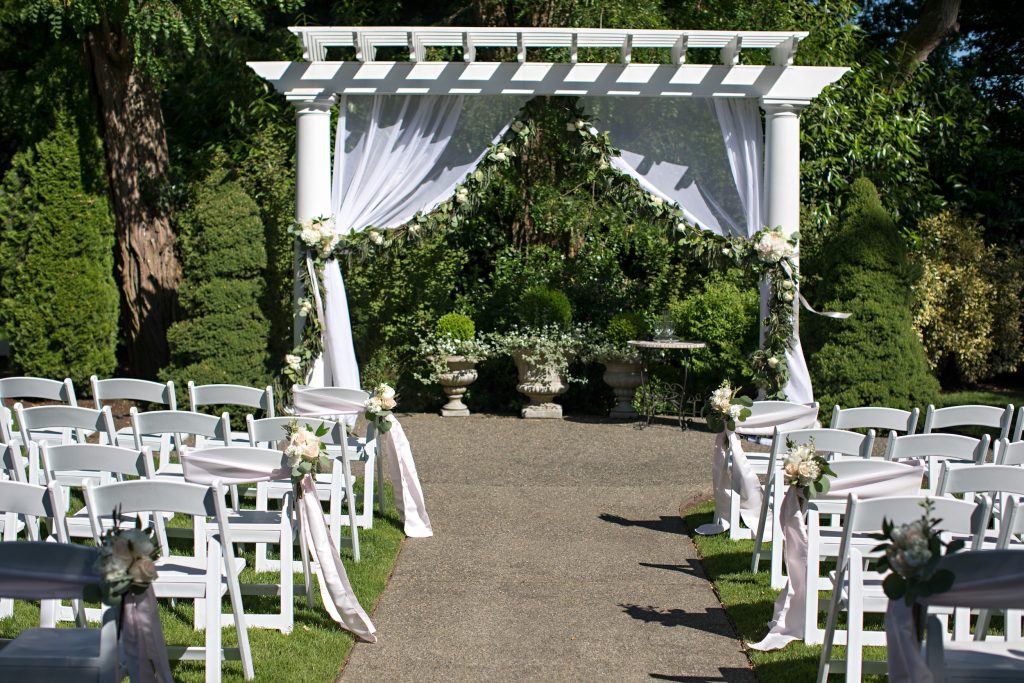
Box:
[937, 387, 1024, 410]
[0, 484, 405, 682]
[683, 501, 889, 683]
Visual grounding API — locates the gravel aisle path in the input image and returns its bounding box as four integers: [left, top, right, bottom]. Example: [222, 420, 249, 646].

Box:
[341, 413, 755, 682]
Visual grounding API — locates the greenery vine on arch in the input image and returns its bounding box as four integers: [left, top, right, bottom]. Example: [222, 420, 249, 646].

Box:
[287, 97, 799, 399]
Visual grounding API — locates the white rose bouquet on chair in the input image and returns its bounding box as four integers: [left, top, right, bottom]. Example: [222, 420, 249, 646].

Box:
[365, 383, 398, 434]
[782, 437, 835, 500]
[88, 509, 160, 606]
[285, 420, 332, 490]
[704, 380, 752, 432]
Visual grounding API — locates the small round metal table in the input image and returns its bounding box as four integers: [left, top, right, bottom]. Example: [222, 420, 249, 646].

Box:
[628, 340, 707, 430]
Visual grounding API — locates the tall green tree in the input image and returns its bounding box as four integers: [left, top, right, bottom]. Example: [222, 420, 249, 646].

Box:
[15, 0, 295, 376]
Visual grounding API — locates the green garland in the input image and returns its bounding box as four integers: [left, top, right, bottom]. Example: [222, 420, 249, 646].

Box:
[285, 99, 799, 399]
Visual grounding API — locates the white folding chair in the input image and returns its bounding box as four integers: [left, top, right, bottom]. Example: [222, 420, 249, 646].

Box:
[189, 383, 274, 424]
[130, 409, 230, 479]
[0, 542, 118, 683]
[996, 438, 1024, 466]
[247, 416, 362, 568]
[90, 376, 177, 448]
[886, 432, 991, 493]
[719, 400, 820, 540]
[0, 377, 78, 451]
[750, 427, 876, 588]
[14, 404, 118, 487]
[1, 441, 28, 484]
[0, 479, 72, 625]
[1013, 407, 1023, 443]
[84, 478, 254, 682]
[817, 494, 988, 682]
[921, 549, 1024, 681]
[831, 404, 919, 453]
[923, 403, 1014, 441]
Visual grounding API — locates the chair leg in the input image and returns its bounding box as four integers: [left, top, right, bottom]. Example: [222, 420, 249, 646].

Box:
[299, 518, 314, 608]
[846, 561, 864, 683]
[279, 516, 294, 634]
[817, 563, 847, 683]
[205, 544, 222, 683]
[254, 483, 271, 572]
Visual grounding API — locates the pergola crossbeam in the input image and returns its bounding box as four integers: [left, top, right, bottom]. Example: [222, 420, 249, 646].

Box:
[291, 26, 808, 64]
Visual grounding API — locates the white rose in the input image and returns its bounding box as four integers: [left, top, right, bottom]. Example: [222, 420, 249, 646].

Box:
[782, 279, 794, 290]
[783, 291, 794, 302]
[300, 442, 320, 462]
[767, 356, 779, 369]
[511, 120, 524, 132]
[728, 404, 742, 419]
[379, 384, 396, 400]
[492, 152, 507, 162]
[652, 197, 664, 206]
[598, 158, 609, 170]
[285, 354, 302, 369]
[575, 120, 585, 130]
[676, 223, 686, 233]
[368, 230, 384, 245]
[382, 397, 397, 410]
[365, 396, 384, 413]
[300, 226, 319, 246]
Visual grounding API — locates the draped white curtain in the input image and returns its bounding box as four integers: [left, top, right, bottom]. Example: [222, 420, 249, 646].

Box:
[585, 97, 814, 402]
[321, 95, 527, 389]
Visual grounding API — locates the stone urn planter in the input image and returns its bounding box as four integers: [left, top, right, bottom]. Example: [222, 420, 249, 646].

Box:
[602, 358, 643, 419]
[437, 355, 478, 417]
[512, 350, 569, 419]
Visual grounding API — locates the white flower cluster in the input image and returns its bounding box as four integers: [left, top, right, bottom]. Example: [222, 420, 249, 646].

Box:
[455, 185, 470, 204]
[782, 441, 821, 488]
[285, 353, 302, 371]
[710, 383, 743, 420]
[96, 528, 158, 587]
[285, 424, 322, 467]
[510, 120, 530, 136]
[886, 519, 934, 578]
[298, 217, 339, 255]
[365, 383, 397, 414]
[489, 144, 514, 163]
[755, 229, 794, 263]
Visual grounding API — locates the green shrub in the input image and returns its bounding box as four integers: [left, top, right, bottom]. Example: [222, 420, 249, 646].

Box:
[517, 286, 572, 329]
[0, 112, 118, 386]
[606, 312, 649, 346]
[804, 178, 940, 410]
[436, 313, 475, 341]
[161, 169, 271, 387]
[670, 272, 759, 394]
[912, 210, 1023, 383]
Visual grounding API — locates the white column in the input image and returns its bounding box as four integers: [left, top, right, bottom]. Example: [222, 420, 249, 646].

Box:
[292, 97, 335, 386]
[761, 99, 814, 404]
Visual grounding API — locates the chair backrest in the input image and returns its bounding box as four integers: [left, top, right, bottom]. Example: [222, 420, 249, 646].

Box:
[827, 458, 916, 481]
[996, 439, 1024, 466]
[15, 404, 117, 444]
[90, 376, 176, 410]
[770, 427, 876, 464]
[41, 442, 156, 482]
[1014, 407, 1023, 442]
[831, 405, 919, 435]
[936, 462, 1024, 498]
[246, 415, 343, 448]
[130, 408, 230, 449]
[0, 479, 67, 542]
[0, 541, 100, 600]
[917, 549, 1024, 610]
[0, 376, 77, 406]
[189, 382, 274, 417]
[923, 403, 1013, 440]
[885, 433, 991, 464]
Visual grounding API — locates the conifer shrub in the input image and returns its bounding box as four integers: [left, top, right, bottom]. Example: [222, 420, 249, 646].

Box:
[804, 178, 940, 410]
[161, 169, 271, 387]
[0, 113, 118, 385]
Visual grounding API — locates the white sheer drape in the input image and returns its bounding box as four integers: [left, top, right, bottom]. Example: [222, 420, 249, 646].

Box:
[585, 97, 814, 402]
[321, 95, 527, 389]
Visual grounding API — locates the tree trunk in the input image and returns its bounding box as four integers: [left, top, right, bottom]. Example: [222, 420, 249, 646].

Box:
[893, 0, 962, 81]
[84, 24, 180, 378]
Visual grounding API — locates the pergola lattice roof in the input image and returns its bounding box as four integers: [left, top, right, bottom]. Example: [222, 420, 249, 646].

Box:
[250, 26, 846, 102]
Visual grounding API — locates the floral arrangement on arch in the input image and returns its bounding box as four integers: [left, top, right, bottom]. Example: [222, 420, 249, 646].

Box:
[285, 98, 799, 398]
[88, 511, 160, 606]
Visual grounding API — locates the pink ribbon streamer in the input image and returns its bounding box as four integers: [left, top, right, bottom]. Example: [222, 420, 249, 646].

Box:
[180, 449, 377, 641]
[292, 386, 433, 538]
[750, 462, 924, 651]
[121, 586, 174, 683]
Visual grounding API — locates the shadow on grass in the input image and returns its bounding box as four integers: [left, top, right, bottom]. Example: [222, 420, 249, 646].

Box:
[620, 603, 736, 637]
[649, 666, 757, 682]
[599, 513, 685, 535]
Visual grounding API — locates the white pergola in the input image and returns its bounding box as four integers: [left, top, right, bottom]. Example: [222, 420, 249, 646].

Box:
[248, 26, 848, 395]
